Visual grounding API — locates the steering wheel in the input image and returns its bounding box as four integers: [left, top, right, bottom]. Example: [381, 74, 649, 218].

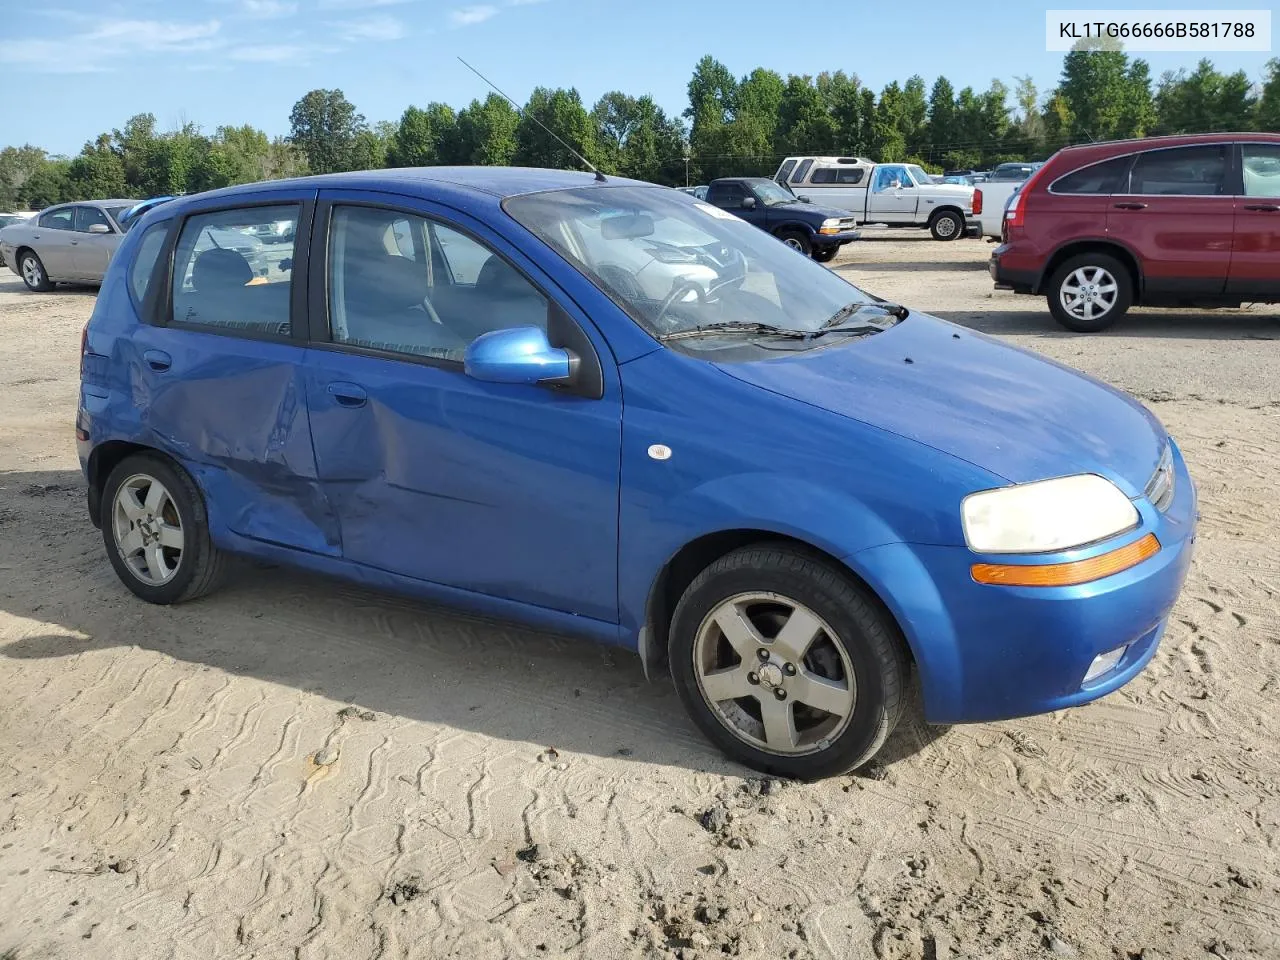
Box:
[654, 280, 706, 328]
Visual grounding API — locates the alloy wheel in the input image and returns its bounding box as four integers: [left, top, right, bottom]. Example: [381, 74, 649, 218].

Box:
[692, 592, 857, 756]
[111, 474, 185, 586]
[1060, 266, 1119, 323]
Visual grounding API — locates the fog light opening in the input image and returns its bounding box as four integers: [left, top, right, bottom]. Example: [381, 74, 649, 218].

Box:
[1083, 645, 1128, 685]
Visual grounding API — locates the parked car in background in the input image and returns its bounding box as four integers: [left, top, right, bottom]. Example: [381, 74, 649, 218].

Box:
[774, 156, 980, 240]
[0, 212, 33, 266]
[79, 167, 1195, 779]
[0, 199, 139, 291]
[704, 177, 860, 261]
[991, 133, 1280, 331]
[972, 162, 1045, 239]
[679, 185, 709, 201]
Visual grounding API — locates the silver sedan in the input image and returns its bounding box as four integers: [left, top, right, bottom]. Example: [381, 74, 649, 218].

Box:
[0, 199, 138, 291]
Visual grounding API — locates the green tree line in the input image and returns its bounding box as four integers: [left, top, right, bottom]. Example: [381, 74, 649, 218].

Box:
[3, 51, 1278, 210]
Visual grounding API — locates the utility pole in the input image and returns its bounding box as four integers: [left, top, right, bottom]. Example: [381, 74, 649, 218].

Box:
[683, 156, 690, 187]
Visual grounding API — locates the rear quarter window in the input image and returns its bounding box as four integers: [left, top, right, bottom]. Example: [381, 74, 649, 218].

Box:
[1050, 156, 1133, 195]
[129, 223, 169, 304]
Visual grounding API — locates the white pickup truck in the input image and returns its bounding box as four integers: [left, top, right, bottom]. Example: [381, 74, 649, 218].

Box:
[772, 156, 981, 241]
[969, 161, 1044, 239]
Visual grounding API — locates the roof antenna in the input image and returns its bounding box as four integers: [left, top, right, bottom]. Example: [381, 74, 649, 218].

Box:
[458, 56, 607, 182]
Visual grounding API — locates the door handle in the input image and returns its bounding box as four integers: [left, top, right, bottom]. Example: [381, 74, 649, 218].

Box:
[143, 349, 172, 372]
[1243, 203, 1280, 212]
[1113, 202, 1148, 210]
[327, 382, 367, 407]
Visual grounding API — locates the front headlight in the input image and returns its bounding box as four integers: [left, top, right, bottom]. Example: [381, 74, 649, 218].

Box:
[961, 474, 1139, 554]
[819, 218, 841, 235]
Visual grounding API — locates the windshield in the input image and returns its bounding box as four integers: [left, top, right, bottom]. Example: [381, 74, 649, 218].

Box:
[751, 180, 797, 206]
[906, 165, 933, 186]
[105, 206, 130, 229]
[505, 185, 876, 342]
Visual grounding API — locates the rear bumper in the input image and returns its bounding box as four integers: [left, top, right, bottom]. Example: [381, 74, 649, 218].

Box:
[989, 244, 1039, 293]
[849, 443, 1198, 724]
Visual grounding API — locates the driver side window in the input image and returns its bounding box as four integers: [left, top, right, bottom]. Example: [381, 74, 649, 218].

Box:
[327, 205, 548, 363]
[873, 167, 906, 193]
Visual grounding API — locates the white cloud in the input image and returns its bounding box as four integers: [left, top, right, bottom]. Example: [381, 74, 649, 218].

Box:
[329, 15, 406, 41]
[450, 5, 497, 26]
[317, 0, 417, 9]
[0, 18, 223, 71]
[240, 0, 299, 18]
[229, 43, 309, 61]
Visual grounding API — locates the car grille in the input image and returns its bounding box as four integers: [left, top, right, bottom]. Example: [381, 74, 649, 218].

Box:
[1144, 444, 1175, 513]
[836, 218, 857, 231]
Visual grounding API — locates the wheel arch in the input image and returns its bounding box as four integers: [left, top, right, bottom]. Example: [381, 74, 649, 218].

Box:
[926, 205, 965, 224]
[639, 528, 914, 680]
[86, 440, 162, 528]
[771, 221, 817, 239]
[1037, 239, 1143, 296]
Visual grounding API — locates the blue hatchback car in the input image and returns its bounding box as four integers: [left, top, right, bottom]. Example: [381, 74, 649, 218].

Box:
[78, 168, 1196, 779]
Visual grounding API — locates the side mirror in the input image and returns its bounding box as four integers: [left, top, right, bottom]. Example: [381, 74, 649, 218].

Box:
[464, 326, 575, 386]
[797, 195, 812, 203]
[88, 223, 111, 234]
[741, 196, 757, 209]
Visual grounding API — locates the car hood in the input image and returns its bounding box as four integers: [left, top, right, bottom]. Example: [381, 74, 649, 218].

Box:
[773, 200, 851, 220]
[713, 312, 1165, 494]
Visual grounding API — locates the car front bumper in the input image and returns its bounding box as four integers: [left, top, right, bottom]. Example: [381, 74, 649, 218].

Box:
[849, 442, 1198, 725]
[815, 229, 861, 249]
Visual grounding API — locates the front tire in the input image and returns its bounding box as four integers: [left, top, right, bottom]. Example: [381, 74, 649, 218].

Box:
[812, 246, 838, 263]
[1046, 253, 1133, 332]
[669, 545, 908, 780]
[101, 453, 226, 604]
[19, 251, 53, 292]
[777, 229, 812, 257]
[929, 210, 963, 241]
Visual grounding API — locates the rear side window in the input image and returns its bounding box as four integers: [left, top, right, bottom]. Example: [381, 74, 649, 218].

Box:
[129, 223, 169, 303]
[38, 208, 74, 230]
[774, 159, 797, 184]
[791, 159, 813, 184]
[836, 168, 865, 184]
[707, 182, 747, 208]
[1051, 156, 1132, 195]
[810, 168, 837, 184]
[170, 204, 298, 335]
[1129, 145, 1228, 196]
[1242, 144, 1280, 197]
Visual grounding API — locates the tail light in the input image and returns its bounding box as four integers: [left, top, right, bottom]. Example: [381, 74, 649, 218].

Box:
[80, 323, 89, 357]
[1006, 166, 1050, 230]
[972, 188, 983, 215]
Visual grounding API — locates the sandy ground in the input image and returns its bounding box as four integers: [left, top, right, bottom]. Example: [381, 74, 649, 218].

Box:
[1, 231, 1278, 960]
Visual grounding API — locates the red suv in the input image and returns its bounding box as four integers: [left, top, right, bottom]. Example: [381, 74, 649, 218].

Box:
[990, 133, 1280, 331]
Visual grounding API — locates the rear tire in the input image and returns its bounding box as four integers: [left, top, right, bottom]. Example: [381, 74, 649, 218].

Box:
[19, 251, 53, 292]
[777, 229, 812, 257]
[669, 544, 908, 780]
[1046, 253, 1133, 332]
[101, 453, 226, 605]
[929, 210, 963, 241]
[812, 246, 838, 263]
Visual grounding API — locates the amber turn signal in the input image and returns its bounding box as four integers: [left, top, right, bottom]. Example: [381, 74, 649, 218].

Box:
[971, 533, 1160, 587]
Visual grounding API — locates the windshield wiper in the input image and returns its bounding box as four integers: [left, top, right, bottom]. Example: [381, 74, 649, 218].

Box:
[805, 323, 893, 340]
[818, 301, 908, 329]
[658, 321, 810, 342]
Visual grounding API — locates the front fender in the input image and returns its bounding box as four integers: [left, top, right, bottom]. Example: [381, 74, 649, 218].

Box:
[618, 473, 900, 637]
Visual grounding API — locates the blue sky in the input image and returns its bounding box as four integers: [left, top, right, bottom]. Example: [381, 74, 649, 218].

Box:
[1, 0, 1275, 155]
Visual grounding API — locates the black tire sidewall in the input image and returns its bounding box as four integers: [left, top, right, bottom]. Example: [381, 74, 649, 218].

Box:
[812, 246, 838, 263]
[778, 230, 812, 257]
[1047, 253, 1133, 332]
[101, 454, 216, 604]
[21, 252, 51, 292]
[930, 211, 963, 241]
[669, 547, 905, 780]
